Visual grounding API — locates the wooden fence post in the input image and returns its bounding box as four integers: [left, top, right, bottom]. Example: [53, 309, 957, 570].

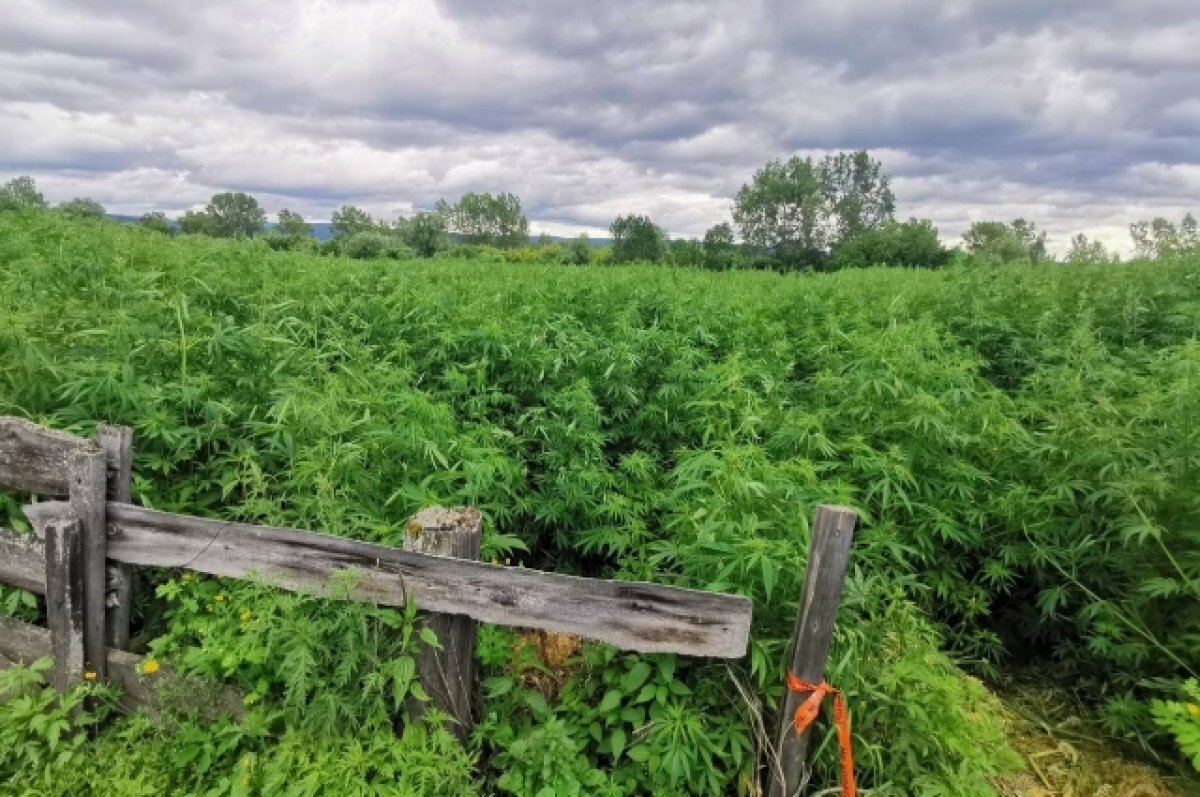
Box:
[44, 516, 84, 692]
[401, 506, 483, 740]
[69, 447, 108, 681]
[768, 504, 858, 797]
[96, 424, 133, 650]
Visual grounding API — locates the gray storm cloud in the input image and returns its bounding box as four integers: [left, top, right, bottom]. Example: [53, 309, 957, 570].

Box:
[2, 0, 1198, 251]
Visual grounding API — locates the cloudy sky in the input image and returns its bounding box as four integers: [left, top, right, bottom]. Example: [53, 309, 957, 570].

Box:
[3, 0, 1199, 251]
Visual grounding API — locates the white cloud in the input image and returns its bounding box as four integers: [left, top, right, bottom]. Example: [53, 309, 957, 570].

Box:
[1, 0, 1198, 253]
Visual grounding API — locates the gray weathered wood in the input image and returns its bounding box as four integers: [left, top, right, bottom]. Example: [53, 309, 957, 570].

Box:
[0, 527, 46, 593]
[44, 516, 85, 692]
[402, 506, 482, 739]
[768, 505, 858, 797]
[0, 416, 91, 495]
[0, 616, 242, 717]
[24, 501, 753, 658]
[96, 424, 134, 650]
[0, 615, 53, 666]
[69, 448, 108, 680]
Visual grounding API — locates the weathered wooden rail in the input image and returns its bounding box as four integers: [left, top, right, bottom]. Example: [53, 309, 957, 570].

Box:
[21, 500, 750, 657]
[0, 415, 856, 794]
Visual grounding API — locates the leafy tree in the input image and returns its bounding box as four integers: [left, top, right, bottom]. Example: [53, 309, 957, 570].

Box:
[829, 219, 950, 270]
[0, 176, 46, 210]
[435, 192, 530, 249]
[562, 234, 592, 266]
[733, 151, 894, 269]
[609, 214, 665, 263]
[963, 220, 1046, 264]
[1130, 213, 1199, 259]
[277, 209, 312, 238]
[178, 209, 215, 236]
[820, 151, 897, 243]
[331, 205, 379, 240]
[399, 211, 448, 258]
[58, 197, 105, 219]
[1065, 233, 1117, 264]
[204, 192, 265, 238]
[138, 211, 173, 235]
[1010, 218, 1048, 262]
[667, 238, 703, 267]
[702, 222, 737, 270]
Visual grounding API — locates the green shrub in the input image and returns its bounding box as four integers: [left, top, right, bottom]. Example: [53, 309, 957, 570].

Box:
[341, 231, 388, 259]
[1152, 679, 1200, 771]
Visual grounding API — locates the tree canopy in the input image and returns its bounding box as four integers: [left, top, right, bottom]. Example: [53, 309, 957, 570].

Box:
[398, 211, 448, 257]
[702, 223, 737, 270]
[1130, 213, 1199, 259]
[562, 234, 592, 265]
[1065, 233, 1118, 264]
[829, 219, 950, 270]
[204, 192, 266, 238]
[733, 150, 895, 269]
[609, 214, 666, 263]
[331, 205, 379, 239]
[435, 192, 529, 248]
[178, 209, 215, 236]
[138, 211, 173, 235]
[962, 219, 1048, 264]
[58, 197, 106, 219]
[0, 176, 46, 210]
[276, 209, 312, 238]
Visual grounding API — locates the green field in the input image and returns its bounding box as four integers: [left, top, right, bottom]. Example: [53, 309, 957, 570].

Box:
[1, 209, 1198, 795]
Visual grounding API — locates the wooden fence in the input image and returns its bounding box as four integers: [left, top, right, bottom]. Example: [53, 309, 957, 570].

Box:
[0, 415, 856, 795]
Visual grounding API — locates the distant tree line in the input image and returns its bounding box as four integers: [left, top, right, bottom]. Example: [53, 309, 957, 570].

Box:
[3, 170, 1196, 269]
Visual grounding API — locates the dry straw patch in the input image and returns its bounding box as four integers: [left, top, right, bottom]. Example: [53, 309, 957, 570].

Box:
[993, 681, 1194, 797]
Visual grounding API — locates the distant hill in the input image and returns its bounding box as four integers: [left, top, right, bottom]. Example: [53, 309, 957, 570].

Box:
[108, 215, 611, 246]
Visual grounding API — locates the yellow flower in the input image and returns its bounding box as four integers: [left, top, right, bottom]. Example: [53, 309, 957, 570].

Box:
[182, 572, 193, 582]
[240, 610, 252, 622]
[83, 671, 97, 681]
[215, 594, 226, 602]
[1188, 703, 1200, 716]
[141, 658, 160, 675]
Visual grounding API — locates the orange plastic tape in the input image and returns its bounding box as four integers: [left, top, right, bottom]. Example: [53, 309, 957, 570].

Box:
[786, 671, 856, 797]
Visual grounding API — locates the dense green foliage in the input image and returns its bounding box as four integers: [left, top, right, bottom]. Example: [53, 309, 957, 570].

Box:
[962, 219, 1048, 265]
[180, 192, 268, 239]
[138, 211, 173, 236]
[1065, 233, 1118, 264]
[57, 197, 106, 219]
[1131, 213, 1200, 260]
[1, 209, 1198, 793]
[275, 209, 311, 239]
[436, 192, 530, 249]
[609, 214, 666, 263]
[828, 218, 950, 270]
[0, 658, 476, 797]
[1152, 679, 1200, 770]
[733, 151, 895, 270]
[0, 177, 45, 211]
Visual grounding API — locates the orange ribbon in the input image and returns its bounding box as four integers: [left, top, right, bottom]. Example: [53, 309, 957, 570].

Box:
[786, 671, 856, 797]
